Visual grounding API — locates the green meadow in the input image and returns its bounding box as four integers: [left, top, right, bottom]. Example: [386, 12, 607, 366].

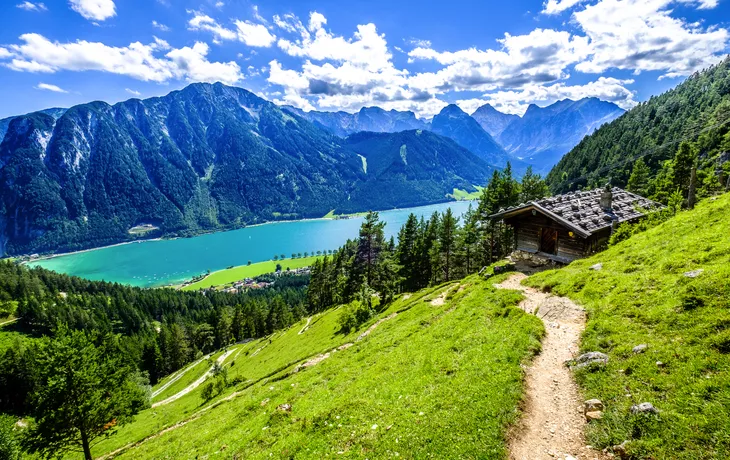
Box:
[182, 256, 321, 291]
[526, 192, 730, 459]
[82, 275, 543, 459]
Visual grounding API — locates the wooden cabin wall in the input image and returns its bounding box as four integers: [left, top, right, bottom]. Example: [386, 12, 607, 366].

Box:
[506, 213, 586, 261]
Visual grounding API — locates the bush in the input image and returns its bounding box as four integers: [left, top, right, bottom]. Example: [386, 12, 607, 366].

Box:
[337, 301, 374, 334]
[0, 415, 21, 460]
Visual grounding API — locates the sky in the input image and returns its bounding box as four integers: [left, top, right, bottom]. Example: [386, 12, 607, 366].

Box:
[0, 0, 728, 119]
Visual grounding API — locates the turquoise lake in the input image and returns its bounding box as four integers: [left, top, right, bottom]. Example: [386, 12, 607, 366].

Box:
[28, 201, 475, 288]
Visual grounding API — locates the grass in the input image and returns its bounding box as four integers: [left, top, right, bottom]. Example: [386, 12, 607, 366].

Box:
[83, 274, 543, 459]
[182, 256, 321, 291]
[450, 186, 484, 201]
[150, 350, 226, 403]
[525, 192, 730, 459]
[323, 210, 369, 219]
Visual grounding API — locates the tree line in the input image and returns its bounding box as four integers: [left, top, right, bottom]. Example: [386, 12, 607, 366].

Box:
[307, 164, 549, 313]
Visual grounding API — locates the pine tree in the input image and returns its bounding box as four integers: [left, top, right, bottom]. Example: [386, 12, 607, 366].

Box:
[627, 158, 651, 196]
[439, 208, 459, 282]
[520, 166, 549, 202]
[356, 211, 387, 287]
[396, 213, 420, 291]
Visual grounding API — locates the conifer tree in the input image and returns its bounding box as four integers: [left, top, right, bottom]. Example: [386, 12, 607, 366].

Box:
[627, 158, 651, 196]
[439, 208, 459, 282]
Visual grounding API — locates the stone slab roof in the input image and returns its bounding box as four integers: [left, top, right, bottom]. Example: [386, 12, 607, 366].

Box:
[489, 187, 663, 238]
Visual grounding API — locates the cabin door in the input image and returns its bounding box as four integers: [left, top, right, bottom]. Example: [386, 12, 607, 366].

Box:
[539, 228, 558, 255]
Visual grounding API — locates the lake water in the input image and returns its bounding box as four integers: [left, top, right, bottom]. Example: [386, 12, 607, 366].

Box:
[28, 201, 475, 288]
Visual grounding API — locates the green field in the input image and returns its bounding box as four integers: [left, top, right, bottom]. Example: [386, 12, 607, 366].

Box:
[450, 186, 483, 201]
[526, 192, 730, 459]
[81, 274, 543, 459]
[182, 256, 321, 291]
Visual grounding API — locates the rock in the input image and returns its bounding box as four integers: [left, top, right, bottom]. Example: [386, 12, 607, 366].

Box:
[612, 440, 630, 459]
[585, 410, 603, 421]
[632, 344, 648, 354]
[584, 399, 604, 413]
[277, 403, 292, 412]
[630, 402, 659, 415]
[683, 269, 704, 278]
[656, 361, 666, 368]
[371, 424, 378, 430]
[260, 398, 270, 406]
[590, 263, 603, 271]
[573, 351, 609, 369]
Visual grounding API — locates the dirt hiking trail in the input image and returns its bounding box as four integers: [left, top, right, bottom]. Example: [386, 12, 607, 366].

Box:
[495, 273, 607, 460]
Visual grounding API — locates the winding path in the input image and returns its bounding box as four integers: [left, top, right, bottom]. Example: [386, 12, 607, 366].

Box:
[298, 316, 312, 335]
[152, 348, 237, 408]
[495, 273, 607, 460]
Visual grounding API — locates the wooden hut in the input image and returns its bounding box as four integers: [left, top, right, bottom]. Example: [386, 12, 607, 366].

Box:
[489, 185, 661, 263]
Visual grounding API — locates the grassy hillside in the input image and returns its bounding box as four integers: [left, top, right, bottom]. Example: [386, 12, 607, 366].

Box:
[526, 192, 730, 458]
[182, 256, 320, 290]
[82, 275, 543, 459]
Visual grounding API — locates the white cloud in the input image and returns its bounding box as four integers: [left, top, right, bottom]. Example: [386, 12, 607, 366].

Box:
[215, 1, 224, 8]
[35, 82, 68, 93]
[188, 11, 275, 47]
[0, 33, 243, 84]
[152, 20, 170, 32]
[16, 1, 47, 12]
[252, 5, 266, 23]
[573, 0, 728, 78]
[125, 88, 141, 96]
[456, 77, 637, 115]
[69, 0, 116, 21]
[408, 28, 590, 93]
[234, 21, 276, 47]
[406, 37, 431, 48]
[542, 0, 586, 14]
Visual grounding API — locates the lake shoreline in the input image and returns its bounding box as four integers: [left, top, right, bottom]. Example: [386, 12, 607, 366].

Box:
[20, 199, 477, 264]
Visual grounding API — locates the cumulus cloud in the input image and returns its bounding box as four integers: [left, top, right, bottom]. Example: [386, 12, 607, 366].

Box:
[152, 20, 170, 32]
[573, 0, 728, 78]
[188, 11, 275, 47]
[456, 77, 637, 115]
[16, 2, 47, 12]
[0, 33, 243, 84]
[35, 82, 68, 93]
[125, 88, 141, 96]
[542, 0, 587, 14]
[69, 0, 116, 21]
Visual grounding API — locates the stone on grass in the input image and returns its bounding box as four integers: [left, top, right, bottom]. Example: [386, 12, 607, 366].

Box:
[683, 269, 704, 278]
[630, 402, 659, 415]
[632, 344, 648, 354]
[585, 411, 603, 421]
[584, 399, 604, 413]
[277, 403, 292, 412]
[611, 441, 630, 459]
[590, 263, 603, 271]
[573, 352, 609, 369]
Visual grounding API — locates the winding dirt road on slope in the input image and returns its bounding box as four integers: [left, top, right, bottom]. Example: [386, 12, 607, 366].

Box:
[495, 273, 607, 460]
[152, 348, 237, 408]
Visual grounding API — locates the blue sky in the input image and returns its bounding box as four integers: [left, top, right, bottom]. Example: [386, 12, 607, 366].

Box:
[0, 0, 728, 119]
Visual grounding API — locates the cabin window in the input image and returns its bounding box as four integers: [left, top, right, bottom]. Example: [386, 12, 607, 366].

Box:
[539, 228, 558, 255]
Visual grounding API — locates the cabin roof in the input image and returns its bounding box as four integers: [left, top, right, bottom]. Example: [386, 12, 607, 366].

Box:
[489, 187, 663, 239]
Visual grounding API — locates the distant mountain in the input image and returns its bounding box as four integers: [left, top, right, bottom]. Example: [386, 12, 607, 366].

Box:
[547, 57, 730, 193]
[471, 104, 519, 139]
[430, 104, 510, 168]
[498, 98, 624, 173]
[284, 106, 428, 137]
[0, 107, 66, 140]
[342, 129, 494, 210]
[0, 83, 371, 255]
[0, 83, 500, 256]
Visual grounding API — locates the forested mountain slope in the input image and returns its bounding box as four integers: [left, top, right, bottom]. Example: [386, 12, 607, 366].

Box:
[341, 130, 493, 210]
[547, 57, 730, 194]
[527, 192, 730, 458]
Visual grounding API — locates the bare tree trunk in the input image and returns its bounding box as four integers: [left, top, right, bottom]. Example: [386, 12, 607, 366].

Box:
[688, 166, 697, 209]
[81, 429, 92, 460]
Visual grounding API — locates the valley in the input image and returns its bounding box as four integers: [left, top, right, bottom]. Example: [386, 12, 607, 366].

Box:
[27, 201, 473, 287]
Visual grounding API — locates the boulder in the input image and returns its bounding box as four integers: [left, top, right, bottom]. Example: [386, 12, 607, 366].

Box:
[584, 399, 604, 413]
[611, 441, 630, 459]
[630, 402, 659, 415]
[590, 263, 603, 271]
[573, 352, 609, 369]
[585, 410, 603, 421]
[632, 344, 648, 354]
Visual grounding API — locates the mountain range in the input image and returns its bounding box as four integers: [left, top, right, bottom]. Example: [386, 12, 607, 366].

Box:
[0, 83, 490, 255]
[289, 98, 624, 173]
